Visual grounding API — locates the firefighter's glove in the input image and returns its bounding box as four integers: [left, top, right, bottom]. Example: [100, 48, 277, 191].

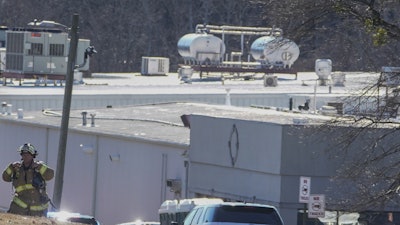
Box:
[11, 162, 21, 170]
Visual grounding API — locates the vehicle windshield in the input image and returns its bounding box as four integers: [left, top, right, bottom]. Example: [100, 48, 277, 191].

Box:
[207, 206, 282, 225]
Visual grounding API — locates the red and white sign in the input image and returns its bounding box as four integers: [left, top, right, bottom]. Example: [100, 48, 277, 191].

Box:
[299, 176, 311, 203]
[308, 194, 325, 218]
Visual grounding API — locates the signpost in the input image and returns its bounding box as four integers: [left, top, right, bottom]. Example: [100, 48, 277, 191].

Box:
[298, 176, 326, 224]
[299, 176, 311, 225]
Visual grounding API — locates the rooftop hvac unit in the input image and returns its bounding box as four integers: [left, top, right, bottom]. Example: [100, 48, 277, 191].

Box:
[381, 66, 400, 87]
[263, 75, 278, 87]
[5, 30, 91, 76]
[331, 72, 345, 86]
[141, 57, 170, 75]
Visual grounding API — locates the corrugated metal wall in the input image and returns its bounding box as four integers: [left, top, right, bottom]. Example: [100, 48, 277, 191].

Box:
[0, 119, 187, 225]
[0, 93, 338, 113]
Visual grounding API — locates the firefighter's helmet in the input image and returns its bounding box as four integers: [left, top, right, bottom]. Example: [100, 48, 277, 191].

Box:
[17, 143, 38, 157]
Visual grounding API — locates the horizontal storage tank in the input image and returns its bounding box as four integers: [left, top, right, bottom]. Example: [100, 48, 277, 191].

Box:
[250, 36, 299, 68]
[177, 33, 225, 65]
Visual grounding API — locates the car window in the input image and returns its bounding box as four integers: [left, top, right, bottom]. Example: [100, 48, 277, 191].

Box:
[203, 207, 216, 223]
[183, 208, 198, 225]
[211, 206, 282, 225]
[191, 208, 204, 225]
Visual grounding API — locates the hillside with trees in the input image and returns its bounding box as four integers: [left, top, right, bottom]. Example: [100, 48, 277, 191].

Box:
[0, 0, 399, 73]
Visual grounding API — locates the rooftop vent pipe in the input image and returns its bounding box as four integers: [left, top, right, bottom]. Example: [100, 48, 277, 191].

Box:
[90, 113, 96, 127]
[6, 104, 12, 115]
[17, 108, 23, 119]
[225, 88, 231, 106]
[1, 102, 7, 115]
[81, 111, 87, 126]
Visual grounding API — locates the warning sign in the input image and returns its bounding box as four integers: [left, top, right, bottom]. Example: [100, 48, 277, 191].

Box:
[308, 194, 325, 218]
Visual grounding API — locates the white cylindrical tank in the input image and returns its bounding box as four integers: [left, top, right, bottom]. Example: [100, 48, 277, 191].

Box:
[315, 59, 332, 80]
[250, 36, 299, 68]
[177, 33, 226, 64]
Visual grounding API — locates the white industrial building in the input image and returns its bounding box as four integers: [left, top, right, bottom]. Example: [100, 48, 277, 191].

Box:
[0, 103, 190, 225]
[0, 101, 339, 225]
[0, 72, 352, 111]
[0, 72, 391, 225]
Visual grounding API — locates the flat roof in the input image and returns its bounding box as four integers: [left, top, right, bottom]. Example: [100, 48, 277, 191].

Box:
[0, 72, 379, 96]
[0, 101, 331, 147]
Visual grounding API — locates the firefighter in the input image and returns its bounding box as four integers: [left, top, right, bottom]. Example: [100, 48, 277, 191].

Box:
[2, 143, 54, 216]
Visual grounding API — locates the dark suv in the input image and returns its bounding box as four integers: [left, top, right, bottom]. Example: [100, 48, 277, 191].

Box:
[183, 202, 284, 225]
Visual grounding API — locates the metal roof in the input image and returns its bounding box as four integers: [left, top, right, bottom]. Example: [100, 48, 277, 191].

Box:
[0, 101, 333, 147]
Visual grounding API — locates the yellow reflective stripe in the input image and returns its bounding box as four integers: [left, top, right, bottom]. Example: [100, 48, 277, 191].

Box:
[15, 184, 35, 193]
[5, 167, 13, 176]
[13, 196, 28, 209]
[13, 196, 49, 211]
[30, 203, 49, 211]
[39, 164, 48, 175]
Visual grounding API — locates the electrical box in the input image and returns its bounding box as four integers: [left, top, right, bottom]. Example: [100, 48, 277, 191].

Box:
[166, 179, 181, 193]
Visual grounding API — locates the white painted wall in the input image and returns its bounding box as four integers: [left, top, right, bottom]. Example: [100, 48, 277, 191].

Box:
[186, 114, 358, 225]
[0, 93, 339, 113]
[188, 115, 283, 204]
[0, 119, 187, 225]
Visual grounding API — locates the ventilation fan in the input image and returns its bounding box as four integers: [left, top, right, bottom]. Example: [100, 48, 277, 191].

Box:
[263, 75, 278, 87]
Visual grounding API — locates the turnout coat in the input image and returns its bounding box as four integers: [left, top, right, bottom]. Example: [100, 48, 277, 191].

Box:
[2, 160, 54, 216]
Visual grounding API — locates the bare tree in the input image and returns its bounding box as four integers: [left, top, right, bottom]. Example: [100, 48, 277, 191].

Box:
[1, 0, 400, 73]
[293, 1, 400, 214]
[306, 70, 400, 214]
[332, 0, 400, 44]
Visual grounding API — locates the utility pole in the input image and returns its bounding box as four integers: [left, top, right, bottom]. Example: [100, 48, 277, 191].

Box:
[53, 14, 79, 210]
